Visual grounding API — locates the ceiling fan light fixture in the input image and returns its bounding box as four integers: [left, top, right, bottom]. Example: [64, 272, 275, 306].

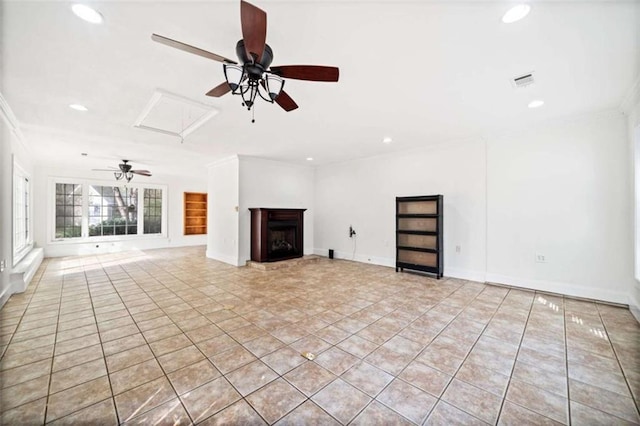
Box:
[265, 74, 284, 101]
[224, 64, 245, 92]
[502, 4, 531, 23]
[71, 4, 104, 24]
[114, 171, 123, 181]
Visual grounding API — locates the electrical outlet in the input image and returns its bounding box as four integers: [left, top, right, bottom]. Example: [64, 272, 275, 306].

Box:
[535, 253, 547, 263]
[0, 259, 5, 273]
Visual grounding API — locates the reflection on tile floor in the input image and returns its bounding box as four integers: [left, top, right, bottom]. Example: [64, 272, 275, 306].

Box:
[1, 246, 639, 425]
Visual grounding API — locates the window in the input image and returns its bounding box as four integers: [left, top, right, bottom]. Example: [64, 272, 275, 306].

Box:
[143, 188, 163, 234]
[13, 162, 32, 263]
[52, 179, 165, 240]
[89, 186, 138, 236]
[55, 183, 83, 238]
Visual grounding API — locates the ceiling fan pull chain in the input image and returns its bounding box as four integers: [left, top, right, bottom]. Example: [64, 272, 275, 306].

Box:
[252, 106, 255, 123]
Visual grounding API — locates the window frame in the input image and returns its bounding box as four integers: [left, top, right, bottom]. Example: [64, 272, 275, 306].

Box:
[49, 177, 167, 243]
[13, 159, 33, 265]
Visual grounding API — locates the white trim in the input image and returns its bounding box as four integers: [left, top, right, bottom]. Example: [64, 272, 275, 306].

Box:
[206, 249, 241, 267]
[48, 176, 168, 243]
[313, 248, 393, 267]
[485, 272, 628, 305]
[12, 157, 33, 266]
[133, 89, 219, 139]
[630, 293, 640, 324]
[444, 267, 486, 283]
[206, 155, 240, 168]
[0, 91, 26, 144]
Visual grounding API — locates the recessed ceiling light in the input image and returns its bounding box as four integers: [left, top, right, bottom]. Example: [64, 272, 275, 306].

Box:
[382, 137, 393, 144]
[306, 157, 314, 161]
[69, 104, 88, 111]
[528, 100, 544, 109]
[72, 4, 104, 24]
[502, 4, 531, 24]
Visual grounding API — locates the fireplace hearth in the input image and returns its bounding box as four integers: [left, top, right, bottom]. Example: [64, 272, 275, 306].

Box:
[250, 208, 306, 262]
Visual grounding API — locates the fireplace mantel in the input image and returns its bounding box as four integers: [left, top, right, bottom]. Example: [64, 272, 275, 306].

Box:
[249, 208, 306, 263]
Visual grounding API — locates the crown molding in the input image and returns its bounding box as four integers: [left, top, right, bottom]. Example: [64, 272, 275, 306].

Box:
[0, 91, 26, 143]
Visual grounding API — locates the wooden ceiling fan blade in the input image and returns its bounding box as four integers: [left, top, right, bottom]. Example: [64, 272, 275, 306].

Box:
[206, 82, 232, 97]
[270, 65, 339, 82]
[275, 90, 298, 112]
[151, 34, 237, 64]
[240, 1, 267, 62]
[131, 170, 152, 176]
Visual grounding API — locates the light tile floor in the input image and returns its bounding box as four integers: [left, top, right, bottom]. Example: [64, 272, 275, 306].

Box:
[1, 246, 639, 425]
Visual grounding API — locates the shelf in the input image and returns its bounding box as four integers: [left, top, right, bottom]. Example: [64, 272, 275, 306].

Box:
[396, 195, 443, 278]
[397, 230, 438, 236]
[397, 246, 438, 253]
[184, 192, 207, 235]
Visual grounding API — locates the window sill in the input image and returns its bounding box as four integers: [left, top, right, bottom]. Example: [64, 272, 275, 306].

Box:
[50, 234, 167, 244]
[13, 243, 34, 267]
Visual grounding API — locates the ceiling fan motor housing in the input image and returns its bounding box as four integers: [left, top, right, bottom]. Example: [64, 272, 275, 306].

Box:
[236, 40, 273, 75]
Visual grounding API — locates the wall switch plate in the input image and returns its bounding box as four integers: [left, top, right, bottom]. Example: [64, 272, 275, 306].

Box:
[535, 253, 547, 263]
[455, 245, 461, 253]
[0, 259, 5, 272]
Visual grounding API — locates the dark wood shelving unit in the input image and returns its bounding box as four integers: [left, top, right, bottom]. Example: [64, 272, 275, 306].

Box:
[184, 192, 207, 235]
[396, 195, 443, 278]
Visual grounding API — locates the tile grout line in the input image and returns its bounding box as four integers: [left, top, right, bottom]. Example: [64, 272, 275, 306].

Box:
[87, 259, 123, 425]
[562, 296, 571, 426]
[101, 258, 194, 425]
[42, 261, 69, 425]
[595, 303, 640, 418]
[427, 284, 515, 425]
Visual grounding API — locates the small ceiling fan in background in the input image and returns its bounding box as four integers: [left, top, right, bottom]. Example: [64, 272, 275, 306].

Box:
[93, 160, 152, 183]
[151, 0, 340, 119]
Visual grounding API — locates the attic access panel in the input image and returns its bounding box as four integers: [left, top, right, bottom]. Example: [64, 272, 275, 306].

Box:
[134, 89, 219, 139]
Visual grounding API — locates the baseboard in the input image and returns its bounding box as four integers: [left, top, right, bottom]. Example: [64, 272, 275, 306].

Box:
[0, 283, 12, 310]
[629, 291, 640, 324]
[314, 248, 488, 283]
[444, 267, 486, 283]
[205, 250, 241, 267]
[485, 272, 628, 305]
[313, 248, 395, 268]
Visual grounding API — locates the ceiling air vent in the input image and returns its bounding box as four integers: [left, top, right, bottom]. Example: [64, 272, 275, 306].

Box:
[511, 72, 535, 89]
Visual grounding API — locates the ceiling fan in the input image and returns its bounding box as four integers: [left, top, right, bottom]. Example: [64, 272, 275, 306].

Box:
[151, 0, 339, 118]
[93, 160, 152, 183]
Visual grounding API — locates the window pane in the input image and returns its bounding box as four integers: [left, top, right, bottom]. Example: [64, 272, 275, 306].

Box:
[89, 185, 138, 237]
[143, 188, 162, 234]
[55, 182, 82, 239]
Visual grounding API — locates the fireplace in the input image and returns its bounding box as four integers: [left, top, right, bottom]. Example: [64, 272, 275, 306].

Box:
[250, 208, 305, 262]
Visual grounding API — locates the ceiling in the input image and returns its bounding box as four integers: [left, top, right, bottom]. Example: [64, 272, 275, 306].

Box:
[2, 0, 639, 175]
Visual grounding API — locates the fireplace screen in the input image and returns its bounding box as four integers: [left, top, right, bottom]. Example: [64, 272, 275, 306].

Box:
[268, 222, 297, 257]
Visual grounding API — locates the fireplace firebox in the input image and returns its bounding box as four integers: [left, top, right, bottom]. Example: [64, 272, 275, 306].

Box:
[249, 208, 306, 262]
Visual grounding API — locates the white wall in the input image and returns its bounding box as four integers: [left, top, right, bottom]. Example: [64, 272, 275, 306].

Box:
[487, 112, 633, 304]
[34, 166, 207, 257]
[238, 156, 315, 264]
[314, 111, 634, 305]
[206, 156, 240, 265]
[314, 139, 487, 281]
[0, 118, 35, 306]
